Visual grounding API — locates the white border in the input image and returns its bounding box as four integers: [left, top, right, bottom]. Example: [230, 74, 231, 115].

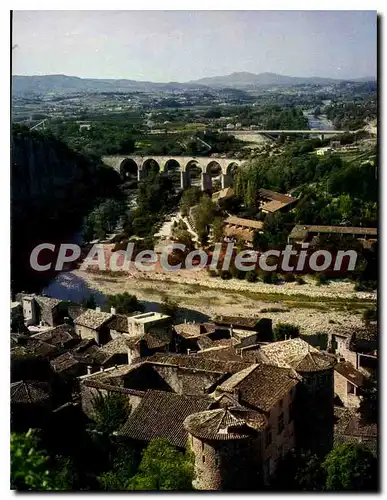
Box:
[2, 4, 384, 499]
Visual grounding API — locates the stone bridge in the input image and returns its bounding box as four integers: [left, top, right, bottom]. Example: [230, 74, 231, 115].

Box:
[102, 155, 245, 190]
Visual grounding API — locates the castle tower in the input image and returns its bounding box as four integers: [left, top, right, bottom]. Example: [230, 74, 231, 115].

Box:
[292, 351, 336, 456]
[258, 338, 336, 457]
[184, 407, 267, 491]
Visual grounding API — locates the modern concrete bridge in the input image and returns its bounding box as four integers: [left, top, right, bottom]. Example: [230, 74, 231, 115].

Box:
[102, 155, 244, 190]
[230, 129, 352, 140]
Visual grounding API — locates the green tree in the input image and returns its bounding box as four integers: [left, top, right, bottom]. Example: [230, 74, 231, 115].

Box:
[322, 443, 378, 491]
[11, 429, 69, 491]
[128, 438, 194, 491]
[91, 393, 131, 436]
[97, 443, 137, 491]
[160, 297, 179, 320]
[106, 292, 142, 315]
[212, 217, 225, 243]
[271, 449, 325, 491]
[273, 322, 300, 341]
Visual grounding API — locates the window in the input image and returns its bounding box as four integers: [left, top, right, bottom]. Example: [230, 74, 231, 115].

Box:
[201, 441, 205, 451]
[348, 382, 355, 394]
[278, 398, 283, 409]
[202, 455, 206, 463]
[265, 427, 272, 447]
[278, 413, 284, 434]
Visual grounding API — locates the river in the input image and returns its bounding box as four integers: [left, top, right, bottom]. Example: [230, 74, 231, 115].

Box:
[42, 111, 336, 305]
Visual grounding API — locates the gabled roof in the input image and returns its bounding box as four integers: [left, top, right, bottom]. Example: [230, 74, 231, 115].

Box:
[184, 407, 267, 441]
[334, 362, 366, 387]
[118, 390, 212, 448]
[74, 309, 114, 330]
[216, 363, 300, 413]
[145, 353, 251, 375]
[34, 295, 62, 310]
[259, 338, 335, 373]
[31, 324, 78, 346]
[11, 338, 58, 358]
[11, 380, 50, 404]
[224, 216, 263, 230]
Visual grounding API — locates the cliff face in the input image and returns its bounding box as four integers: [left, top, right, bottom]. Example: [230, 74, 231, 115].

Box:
[12, 128, 98, 212]
[11, 126, 120, 293]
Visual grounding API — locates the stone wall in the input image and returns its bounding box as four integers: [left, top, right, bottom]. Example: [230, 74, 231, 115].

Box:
[334, 371, 361, 408]
[189, 434, 263, 490]
[262, 386, 296, 475]
[152, 365, 221, 395]
[80, 383, 143, 420]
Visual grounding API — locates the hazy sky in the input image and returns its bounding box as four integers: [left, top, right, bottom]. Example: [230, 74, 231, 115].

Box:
[12, 10, 377, 81]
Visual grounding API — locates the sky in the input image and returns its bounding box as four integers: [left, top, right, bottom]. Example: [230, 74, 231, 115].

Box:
[12, 10, 377, 81]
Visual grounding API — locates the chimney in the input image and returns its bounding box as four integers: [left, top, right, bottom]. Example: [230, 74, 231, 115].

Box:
[99, 366, 104, 372]
[87, 365, 92, 375]
[96, 307, 101, 312]
[64, 316, 71, 325]
[230, 324, 234, 338]
[187, 348, 191, 356]
[110, 307, 116, 315]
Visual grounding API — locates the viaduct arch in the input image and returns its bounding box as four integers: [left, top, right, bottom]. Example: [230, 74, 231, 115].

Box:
[102, 155, 244, 190]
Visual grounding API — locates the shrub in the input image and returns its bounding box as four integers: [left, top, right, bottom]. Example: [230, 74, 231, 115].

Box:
[296, 275, 306, 285]
[219, 270, 232, 280]
[362, 307, 377, 323]
[282, 273, 296, 283]
[206, 268, 218, 278]
[274, 322, 300, 341]
[315, 273, 329, 286]
[246, 270, 257, 282]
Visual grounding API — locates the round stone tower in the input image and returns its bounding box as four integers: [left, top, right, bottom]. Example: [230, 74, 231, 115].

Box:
[183, 406, 267, 491]
[292, 350, 336, 456]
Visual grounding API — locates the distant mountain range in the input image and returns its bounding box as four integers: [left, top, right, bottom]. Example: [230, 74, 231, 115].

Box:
[189, 71, 376, 88]
[12, 72, 376, 96]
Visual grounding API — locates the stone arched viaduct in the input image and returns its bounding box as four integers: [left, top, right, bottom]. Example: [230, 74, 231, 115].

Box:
[102, 155, 244, 190]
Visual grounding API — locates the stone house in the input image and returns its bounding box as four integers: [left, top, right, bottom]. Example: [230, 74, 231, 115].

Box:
[16, 294, 67, 328]
[73, 308, 114, 345]
[334, 361, 366, 408]
[127, 311, 172, 337]
[213, 363, 300, 481]
[117, 390, 212, 450]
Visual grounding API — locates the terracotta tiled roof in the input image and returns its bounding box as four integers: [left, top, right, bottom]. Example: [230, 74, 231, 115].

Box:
[11, 380, 50, 404]
[224, 216, 264, 230]
[258, 188, 296, 204]
[174, 323, 203, 338]
[11, 338, 58, 358]
[34, 295, 62, 310]
[289, 224, 377, 240]
[101, 336, 132, 356]
[216, 363, 300, 413]
[50, 352, 81, 372]
[74, 309, 114, 330]
[335, 362, 366, 387]
[142, 331, 171, 349]
[197, 345, 242, 362]
[212, 187, 234, 201]
[259, 338, 335, 373]
[31, 324, 78, 346]
[68, 304, 87, 321]
[145, 353, 251, 374]
[118, 390, 212, 448]
[184, 407, 267, 441]
[107, 314, 132, 333]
